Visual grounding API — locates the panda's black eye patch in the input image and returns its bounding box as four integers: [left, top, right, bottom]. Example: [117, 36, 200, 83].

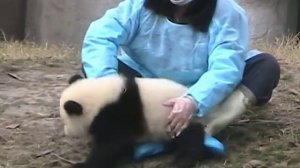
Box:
[64, 100, 83, 116]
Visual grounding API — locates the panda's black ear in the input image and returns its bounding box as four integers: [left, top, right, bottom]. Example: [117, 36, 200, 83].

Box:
[64, 100, 83, 116]
[68, 74, 83, 84]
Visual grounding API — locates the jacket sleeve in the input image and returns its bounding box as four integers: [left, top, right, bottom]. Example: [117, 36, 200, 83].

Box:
[81, 0, 143, 78]
[185, 8, 249, 117]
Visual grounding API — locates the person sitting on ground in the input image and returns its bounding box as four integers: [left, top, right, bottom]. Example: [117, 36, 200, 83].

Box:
[80, 0, 280, 158]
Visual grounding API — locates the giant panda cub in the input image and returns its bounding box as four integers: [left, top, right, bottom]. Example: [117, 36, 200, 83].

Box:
[60, 74, 210, 168]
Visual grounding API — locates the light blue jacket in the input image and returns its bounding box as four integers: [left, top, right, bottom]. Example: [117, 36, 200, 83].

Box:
[82, 0, 253, 117]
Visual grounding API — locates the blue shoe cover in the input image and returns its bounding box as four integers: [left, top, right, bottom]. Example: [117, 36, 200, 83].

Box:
[134, 133, 225, 160]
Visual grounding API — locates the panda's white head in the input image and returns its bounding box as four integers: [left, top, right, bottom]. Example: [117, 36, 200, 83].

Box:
[59, 74, 126, 137]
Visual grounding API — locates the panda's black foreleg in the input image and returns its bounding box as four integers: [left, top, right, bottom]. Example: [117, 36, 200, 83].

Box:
[170, 122, 206, 168]
[72, 141, 135, 168]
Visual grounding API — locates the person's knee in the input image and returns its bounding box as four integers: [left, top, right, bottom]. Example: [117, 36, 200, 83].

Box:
[260, 53, 280, 75]
[242, 53, 281, 106]
[257, 53, 281, 88]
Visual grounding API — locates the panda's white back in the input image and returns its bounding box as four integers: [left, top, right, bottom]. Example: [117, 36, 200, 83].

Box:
[135, 78, 188, 141]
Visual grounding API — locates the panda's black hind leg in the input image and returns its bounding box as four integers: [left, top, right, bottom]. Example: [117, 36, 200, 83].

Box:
[170, 122, 206, 168]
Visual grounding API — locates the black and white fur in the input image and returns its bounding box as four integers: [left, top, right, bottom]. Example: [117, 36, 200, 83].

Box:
[60, 74, 209, 168]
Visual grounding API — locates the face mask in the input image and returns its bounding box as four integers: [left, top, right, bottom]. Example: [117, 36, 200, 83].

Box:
[169, 0, 193, 6]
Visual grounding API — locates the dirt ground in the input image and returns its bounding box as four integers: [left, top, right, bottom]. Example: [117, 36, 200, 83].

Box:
[0, 41, 300, 168]
[0, 61, 87, 168]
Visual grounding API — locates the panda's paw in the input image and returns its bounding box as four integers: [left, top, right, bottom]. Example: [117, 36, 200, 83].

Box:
[71, 162, 86, 168]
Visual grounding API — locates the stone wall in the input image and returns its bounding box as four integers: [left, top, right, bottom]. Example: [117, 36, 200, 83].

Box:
[236, 0, 299, 41]
[15, 0, 300, 45]
[25, 0, 122, 46]
[0, 0, 27, 40]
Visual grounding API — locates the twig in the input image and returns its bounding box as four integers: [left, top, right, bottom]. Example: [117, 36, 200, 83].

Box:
[6, 73, 24, 81]
[0, 29, 7, 41]
[237, 119, 250, 123]
[247, 119, 282, 124]
[230, 119, 282, 126]
[34, 150, 53, 158]
[52, 153, 76, 165]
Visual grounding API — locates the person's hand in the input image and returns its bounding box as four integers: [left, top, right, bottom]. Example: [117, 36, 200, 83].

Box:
[163, 96, 198, 138]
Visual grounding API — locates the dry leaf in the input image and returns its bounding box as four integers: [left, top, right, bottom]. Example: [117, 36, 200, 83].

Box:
[288, 141, 299, 148]
[5, 123, 21, 129]
[243, 160, 267, 168]
[288, 89, 299, 95]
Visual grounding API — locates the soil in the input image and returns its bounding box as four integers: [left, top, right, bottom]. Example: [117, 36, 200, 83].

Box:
[0, 58, 299, 168]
